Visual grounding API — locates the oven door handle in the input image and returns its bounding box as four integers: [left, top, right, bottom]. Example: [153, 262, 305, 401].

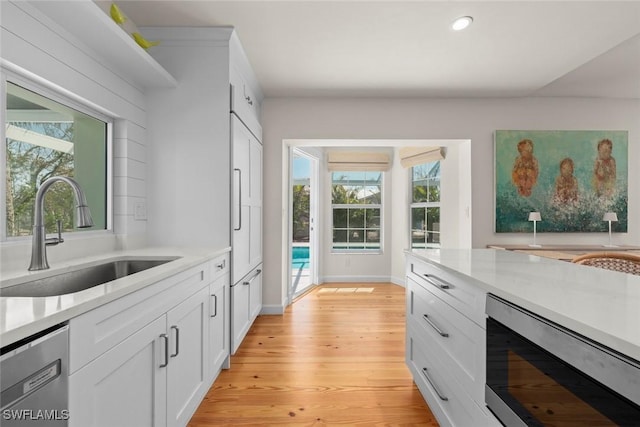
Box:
[421, 367, 448, 401]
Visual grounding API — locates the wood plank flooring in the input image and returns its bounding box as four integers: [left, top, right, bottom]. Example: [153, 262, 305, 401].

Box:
[188, 283, 438, 426]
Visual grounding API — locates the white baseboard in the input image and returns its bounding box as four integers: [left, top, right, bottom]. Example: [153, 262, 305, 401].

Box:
[321, 275, 391, 283]
[260, 304, 286, 315]
[390, 275, 406, 287]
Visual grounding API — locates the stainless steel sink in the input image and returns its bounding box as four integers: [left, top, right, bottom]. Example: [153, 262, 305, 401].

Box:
[0, 257, 180, 297]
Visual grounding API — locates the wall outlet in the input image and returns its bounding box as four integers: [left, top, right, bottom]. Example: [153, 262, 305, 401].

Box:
[134, 201, 147, 221]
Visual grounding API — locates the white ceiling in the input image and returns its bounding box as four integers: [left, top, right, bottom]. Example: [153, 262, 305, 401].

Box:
[114, 1, 640, 99]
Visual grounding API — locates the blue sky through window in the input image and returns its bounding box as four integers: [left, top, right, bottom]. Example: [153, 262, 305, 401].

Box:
[293, 156, 310, 180]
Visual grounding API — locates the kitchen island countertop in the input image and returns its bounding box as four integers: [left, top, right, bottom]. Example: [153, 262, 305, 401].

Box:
[408, 249, 640, 361]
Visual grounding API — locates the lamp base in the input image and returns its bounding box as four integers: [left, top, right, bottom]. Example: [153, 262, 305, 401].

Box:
[528, 244, 542, 248]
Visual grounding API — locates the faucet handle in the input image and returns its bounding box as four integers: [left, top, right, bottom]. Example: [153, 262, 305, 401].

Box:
[45, 220, 64, 246]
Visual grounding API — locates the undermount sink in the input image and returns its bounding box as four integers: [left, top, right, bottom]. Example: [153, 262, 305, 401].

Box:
[0, 257, 180, 297]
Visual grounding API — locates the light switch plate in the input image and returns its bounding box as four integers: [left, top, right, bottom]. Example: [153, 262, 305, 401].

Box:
[134, 201, 147, 221]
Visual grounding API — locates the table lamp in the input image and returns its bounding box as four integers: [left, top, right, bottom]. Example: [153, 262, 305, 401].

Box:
[529, 212, 542, 248]
[603, 212, 618, 247]
[528, 212, 541, 247]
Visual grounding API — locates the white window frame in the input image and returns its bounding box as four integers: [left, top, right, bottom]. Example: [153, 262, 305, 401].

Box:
[1, 68, 113, 242]
[409, 162, 441, 249]
[330, 171, 383, 254]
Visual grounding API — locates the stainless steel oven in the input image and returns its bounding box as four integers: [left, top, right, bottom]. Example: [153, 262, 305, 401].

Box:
[485, 294, 640, 426]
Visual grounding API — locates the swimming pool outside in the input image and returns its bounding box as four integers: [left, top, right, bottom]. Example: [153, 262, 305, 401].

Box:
[292, 245, 309, 270]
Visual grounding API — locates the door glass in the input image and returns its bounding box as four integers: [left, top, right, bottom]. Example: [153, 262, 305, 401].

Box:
[292, 154, 312, 296]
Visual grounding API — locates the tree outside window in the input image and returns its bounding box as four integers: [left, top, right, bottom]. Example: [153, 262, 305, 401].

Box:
[292, 184, 310, 242]
[5, 82, 108, 238]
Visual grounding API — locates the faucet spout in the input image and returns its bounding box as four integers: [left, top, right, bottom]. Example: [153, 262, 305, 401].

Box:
[28, 176, 94, 271]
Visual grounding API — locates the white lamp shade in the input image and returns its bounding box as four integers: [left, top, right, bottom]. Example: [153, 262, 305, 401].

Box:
[528, 212, 541, 221]
[603, 212, 618, 222]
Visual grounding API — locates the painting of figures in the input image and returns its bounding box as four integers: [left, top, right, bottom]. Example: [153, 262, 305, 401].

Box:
[495, 130, 628, 232]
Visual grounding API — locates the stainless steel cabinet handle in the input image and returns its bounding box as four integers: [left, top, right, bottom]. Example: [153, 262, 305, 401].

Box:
[421, 367, 448, 401]
[216, 259, 226, 270]
[422, 274, 451, 290]
[159, 334, 169, 368]
[245, 95, 253, 106]
[211, 294, 218, 317]
[423, 314, 449, 337]
[170, 326, 180, 358]
[234, 168, 242, 231]
[243, 268, 262, 285]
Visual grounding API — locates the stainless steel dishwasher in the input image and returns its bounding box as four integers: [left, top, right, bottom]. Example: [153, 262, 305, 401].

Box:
[1, 324, 69, 426]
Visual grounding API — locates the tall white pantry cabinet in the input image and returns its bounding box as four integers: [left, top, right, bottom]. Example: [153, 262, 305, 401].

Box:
[144, 27, 263, 355]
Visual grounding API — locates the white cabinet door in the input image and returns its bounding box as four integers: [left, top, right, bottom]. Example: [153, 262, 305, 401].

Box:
[209, 275, 229, 381]
[166, 287, 209, 427]
[248, 265, 263, 320]
[68, 316, 167, 427]
[232, 115, 252, 282]
[230, 66, 262, 137]
[230, 265, 262, 354]
[248, 135, 262, 269]
[230, 280, 250, 355]
[232, 115, 262, 282]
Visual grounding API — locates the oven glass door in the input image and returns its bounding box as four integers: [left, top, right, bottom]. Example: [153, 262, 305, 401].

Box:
[486, 318, 640, 426]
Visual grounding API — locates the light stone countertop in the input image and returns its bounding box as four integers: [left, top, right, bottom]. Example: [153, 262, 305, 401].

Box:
[0, 246, 231, 347]
[407, 249, 640, 361]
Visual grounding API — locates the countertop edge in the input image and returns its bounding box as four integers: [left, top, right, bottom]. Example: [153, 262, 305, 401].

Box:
[405, 249, 640, 361]
[1, 246, 231, 347]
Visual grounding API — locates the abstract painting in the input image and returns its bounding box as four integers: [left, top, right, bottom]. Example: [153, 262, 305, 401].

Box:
[495, 130, 628, 232]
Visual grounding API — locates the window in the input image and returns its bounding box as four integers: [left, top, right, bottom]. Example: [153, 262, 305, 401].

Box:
[331, 171, 382, 252]
[4, 81, 109, 238]
[410, 161, 441, 248]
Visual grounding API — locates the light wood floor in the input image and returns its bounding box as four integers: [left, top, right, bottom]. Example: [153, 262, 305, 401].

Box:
[188, 283, 439, 426]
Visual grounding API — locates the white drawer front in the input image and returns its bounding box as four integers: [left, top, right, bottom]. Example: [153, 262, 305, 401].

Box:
[408, 277, 485, 402]
[407, 257, 485, 327]
[407, 329, 485, 427]
[211, 254, 230, 281]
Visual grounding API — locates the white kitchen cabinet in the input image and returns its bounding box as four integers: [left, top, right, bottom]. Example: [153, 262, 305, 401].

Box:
[405, 254, 500, 427]
[230, 115, 263, 355]
[68, 259, 224, 427]
[142, 27, 263, 357]
[407, 276, 485, 400]
[228, 33, 263, 354]
[248, 265, 263, 320]
[68, 316, 167, 427]
[209, 254, 230, 382]
[166, 287, 209, 427]
[231, 115, 263, 288]
[230, 264, 262, 354]
[230, 62, 262, 139]
[68, 264, 210, 374]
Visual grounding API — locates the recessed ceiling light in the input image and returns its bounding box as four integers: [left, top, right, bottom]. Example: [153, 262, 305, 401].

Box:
[452, 16, 473, 31]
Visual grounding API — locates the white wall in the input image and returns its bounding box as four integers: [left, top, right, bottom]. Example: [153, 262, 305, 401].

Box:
[0, 1, 149, 269]
[390, 148, 409, 285]
[262, 97, 640, 308]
